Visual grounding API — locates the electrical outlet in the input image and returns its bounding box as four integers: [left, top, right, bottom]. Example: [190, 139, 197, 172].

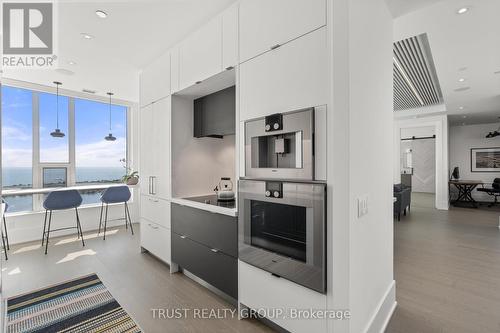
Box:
[357, 195, 369, 218]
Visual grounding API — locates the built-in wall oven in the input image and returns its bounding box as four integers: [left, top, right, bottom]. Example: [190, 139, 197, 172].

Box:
[245, 107, 316, 181]
[238, 179, 326, 293]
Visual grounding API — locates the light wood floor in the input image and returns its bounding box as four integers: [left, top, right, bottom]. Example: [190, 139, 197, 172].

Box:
[387, 193, 500, 333]
[1, 226, 274, 333]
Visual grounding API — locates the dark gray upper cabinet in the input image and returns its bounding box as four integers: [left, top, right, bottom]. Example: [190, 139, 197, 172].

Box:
[194, 86, 236, 138]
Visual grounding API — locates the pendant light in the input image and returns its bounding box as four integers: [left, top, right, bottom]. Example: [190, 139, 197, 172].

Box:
[485, 117, 500, 138]
[50, 81, 65, 138]
[104, 92, 116, 141]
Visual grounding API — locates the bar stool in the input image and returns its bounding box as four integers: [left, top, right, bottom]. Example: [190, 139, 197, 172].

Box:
[1, 200, 9, 260]
[98, 186, 133, 240]
[42, 190, 85, 255]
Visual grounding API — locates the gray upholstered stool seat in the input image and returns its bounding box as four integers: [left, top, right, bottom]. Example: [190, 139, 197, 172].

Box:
[42, 189, 85, 254]
[98, 186, 134, 240]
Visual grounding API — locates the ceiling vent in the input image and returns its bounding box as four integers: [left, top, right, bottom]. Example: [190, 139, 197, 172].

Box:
[393, 33, 443, 111]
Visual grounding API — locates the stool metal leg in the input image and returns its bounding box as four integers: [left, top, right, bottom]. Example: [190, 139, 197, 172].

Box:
[1, 229, 7, 261]
[75, 208, 85, 247]
[98, 202, 104, 234]
[103, 204, 108, 240]
[41, 210, 48, 246]
[45, 210, 52, 255]
[125, 202, 134, 235]
[124, 202, 128, 230]
[3, 215, 9, 251]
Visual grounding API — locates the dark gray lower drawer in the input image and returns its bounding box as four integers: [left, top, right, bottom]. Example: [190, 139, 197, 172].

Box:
[171, 203, 237, 258]
[172, 232, 237, 299]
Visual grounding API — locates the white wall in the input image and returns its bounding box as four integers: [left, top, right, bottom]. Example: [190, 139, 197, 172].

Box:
[449, 123, 500, 200]
[347, 0, 395, 332]
[171, 96, 235, 198]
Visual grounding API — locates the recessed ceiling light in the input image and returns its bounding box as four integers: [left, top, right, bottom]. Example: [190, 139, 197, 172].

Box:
[458, 78, 466, 82]
[462, 115, 467, 119]
[457, 7, 469, 14]
[81, 33, 94, 39]
[459, 106, 464, 110]
[95, 10, 108, 19]
[68, 61, 76, 65]
[55, 68, 75, 76]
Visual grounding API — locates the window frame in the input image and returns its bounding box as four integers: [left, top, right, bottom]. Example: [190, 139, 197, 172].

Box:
[1, 80, 132, 213]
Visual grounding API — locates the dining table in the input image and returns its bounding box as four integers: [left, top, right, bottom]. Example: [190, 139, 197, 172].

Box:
[449, 180, 484, 208]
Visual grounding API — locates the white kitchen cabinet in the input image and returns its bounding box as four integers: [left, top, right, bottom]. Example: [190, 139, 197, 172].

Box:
[222, 3, 239, 69]
[239, 261, 327, 333]
[140, 96, 171, 200]
[141, 220, 171, 264]
[140, 104, 154, 196]
[239, 27, 328, 121]
[239, 0, 326, 63]
[178, 17, 223, 91]
[140, 195, 171, 229]
[140, 51, 171, 107]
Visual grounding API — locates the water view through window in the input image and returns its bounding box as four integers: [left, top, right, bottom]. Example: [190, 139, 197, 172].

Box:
[1, 85, 128, 213]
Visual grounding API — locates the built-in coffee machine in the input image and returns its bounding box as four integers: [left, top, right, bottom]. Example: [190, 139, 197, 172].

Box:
[244, 107, 315, 180]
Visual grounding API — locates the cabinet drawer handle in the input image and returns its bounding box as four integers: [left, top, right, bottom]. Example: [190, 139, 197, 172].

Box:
[210, 248, 219, 253]
[270, 44, 281, 50]
[148, 223, 159, 230]
[195, 81, 202, 85]
[225, 66, 234, 71]
[180, 235, 187, 239]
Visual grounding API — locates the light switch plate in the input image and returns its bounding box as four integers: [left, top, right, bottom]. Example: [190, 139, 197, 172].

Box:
[357, 195, 369, 218]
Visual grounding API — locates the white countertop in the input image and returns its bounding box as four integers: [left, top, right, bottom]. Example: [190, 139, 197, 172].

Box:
[171, 197, 238, 217]
[2, 183, 137, 196]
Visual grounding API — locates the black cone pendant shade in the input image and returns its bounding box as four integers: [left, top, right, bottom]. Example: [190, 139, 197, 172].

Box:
[104, 92, 116, 141]
[50, 81, 65, 138]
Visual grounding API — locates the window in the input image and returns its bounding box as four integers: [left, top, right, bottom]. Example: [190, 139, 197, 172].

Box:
[39, 91, 69, 163]
[1, 86, 34, 213]
[1, 85, 129, 213]
[75, 98, 127, 185]
[42, 167, 67, 188]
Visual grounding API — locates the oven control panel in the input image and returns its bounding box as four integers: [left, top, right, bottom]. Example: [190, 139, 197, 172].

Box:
[265, 114, 283, 132]
[265, 182, 283, 198]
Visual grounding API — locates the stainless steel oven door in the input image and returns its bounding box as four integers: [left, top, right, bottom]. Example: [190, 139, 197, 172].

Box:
[245, 107, 314, 180]
[238, 179, 326, 293]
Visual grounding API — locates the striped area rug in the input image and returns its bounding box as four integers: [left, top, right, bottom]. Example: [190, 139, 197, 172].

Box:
[6, 274, 141, 333]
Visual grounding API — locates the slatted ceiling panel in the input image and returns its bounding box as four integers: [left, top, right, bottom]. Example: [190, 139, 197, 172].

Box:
[393, 33, 443, 111]
[393, 67, 421, 110]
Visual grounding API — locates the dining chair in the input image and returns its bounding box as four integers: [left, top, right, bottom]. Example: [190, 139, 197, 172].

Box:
[42, 190, 85, 255]
[98, 186, 133, 240]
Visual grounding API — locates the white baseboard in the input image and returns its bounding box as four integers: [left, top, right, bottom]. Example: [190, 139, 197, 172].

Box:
[364, 280, 397, 333]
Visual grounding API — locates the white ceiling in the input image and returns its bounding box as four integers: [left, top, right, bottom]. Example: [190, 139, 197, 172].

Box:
[393, 0, 500, 126]
[2, 0, 236, 102]
[386, 0, 446, 18]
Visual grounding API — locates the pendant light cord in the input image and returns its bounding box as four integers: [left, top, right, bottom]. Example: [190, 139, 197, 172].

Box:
[108, 93, 112, 131]
[56, 83, 59, 129]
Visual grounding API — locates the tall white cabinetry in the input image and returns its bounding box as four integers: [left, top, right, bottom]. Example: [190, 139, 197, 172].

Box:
[139, 56, 172, 264]
[239, 0, 326, 63]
